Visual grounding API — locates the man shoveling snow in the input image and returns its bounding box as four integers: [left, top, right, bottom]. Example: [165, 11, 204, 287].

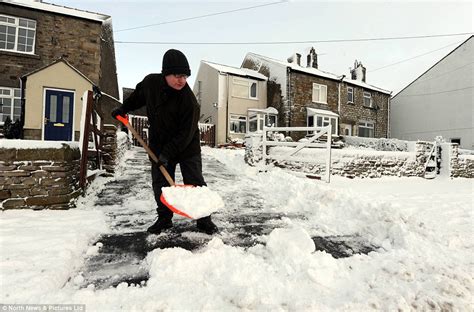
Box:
[112, 49, 219, 235]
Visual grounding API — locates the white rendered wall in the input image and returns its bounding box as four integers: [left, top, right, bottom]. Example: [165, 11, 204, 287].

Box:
[390, 37, 473, 149]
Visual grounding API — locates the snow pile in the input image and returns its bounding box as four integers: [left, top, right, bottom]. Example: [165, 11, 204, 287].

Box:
[0, 209, 108, 302]
[343, 135, 410, 151]
[0, 147, 472, 310]
[161, 185, 224, 219]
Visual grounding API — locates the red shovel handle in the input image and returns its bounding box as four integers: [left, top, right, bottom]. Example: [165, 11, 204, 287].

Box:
[115, 114, 175, 186]
[116, 114, 129, 126]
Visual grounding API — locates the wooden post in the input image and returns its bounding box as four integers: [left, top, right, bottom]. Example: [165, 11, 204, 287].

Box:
[79, 90, 94, 189]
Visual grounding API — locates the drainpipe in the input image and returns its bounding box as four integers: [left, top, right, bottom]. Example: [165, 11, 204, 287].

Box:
[19, 76, 27, 139]
[286, 67, 291, 128]
[226, 74, 230, 143]
[387, 92, 392, 138]
[337, 75, 345, 115]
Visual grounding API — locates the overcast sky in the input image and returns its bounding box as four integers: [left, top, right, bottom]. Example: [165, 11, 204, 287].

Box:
[51, 0, 473, 98]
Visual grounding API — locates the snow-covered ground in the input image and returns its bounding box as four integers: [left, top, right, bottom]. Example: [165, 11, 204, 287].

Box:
[1, 147, 472, 311]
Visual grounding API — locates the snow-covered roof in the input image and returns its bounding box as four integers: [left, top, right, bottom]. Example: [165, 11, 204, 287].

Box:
[306, 107, 339, 117]
[343, 77, 391, 95]
[2, 0, 110, 22]
[203, 61, 267, 81]
[248, 107, 279, 114]
[246, 52, 340, 81]
[245, 52, 391, 95]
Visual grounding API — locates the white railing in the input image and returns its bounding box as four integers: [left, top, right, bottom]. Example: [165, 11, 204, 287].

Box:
[262, 125, 332, 183]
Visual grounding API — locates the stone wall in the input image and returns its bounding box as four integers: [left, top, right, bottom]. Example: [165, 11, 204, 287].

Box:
[339, 82, 389, 138]
[0, 144, 81, 210]
[245, 135, 474, 179]
[99, 124, 118, 173]
[449, 144, 474, 178]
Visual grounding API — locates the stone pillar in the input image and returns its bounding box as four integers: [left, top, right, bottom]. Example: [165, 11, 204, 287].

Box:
[244, 133, 263, 166]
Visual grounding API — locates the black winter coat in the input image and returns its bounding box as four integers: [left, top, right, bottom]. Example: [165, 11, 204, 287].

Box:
[121, 74, 201, 161]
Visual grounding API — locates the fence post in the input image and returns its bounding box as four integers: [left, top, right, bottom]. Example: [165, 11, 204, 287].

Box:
[262, 127, 267, 166]
[325, 125, 332, 183]
[79, 90, 93, 189]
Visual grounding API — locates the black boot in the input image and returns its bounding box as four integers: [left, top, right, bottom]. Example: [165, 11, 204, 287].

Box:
[196, 216, 219, 234]
[147, 215, 173, 234]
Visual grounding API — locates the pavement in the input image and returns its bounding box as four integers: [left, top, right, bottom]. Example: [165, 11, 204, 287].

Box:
[76, 147, 376, 289]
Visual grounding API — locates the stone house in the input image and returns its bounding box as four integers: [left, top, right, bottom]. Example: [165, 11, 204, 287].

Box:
[241, 48, 392, 140]
[0, 0, 119, 140]
[193, 60, 270, 145]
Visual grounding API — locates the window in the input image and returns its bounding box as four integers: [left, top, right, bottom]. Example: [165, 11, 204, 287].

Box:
[248, 112, 277, 133]
[450, 138, 461, 145]
[232, 77, 258, 99]
[312, 83, 327, 104]
[0, 87, 21, 124]
[358, 121, 374, 138]
[363, 91, 372, 107]
[0, 15, 36, 53]
[230, 114, 247, 133]
[307, 114, 338, 135]
[347, 87, 354, 103]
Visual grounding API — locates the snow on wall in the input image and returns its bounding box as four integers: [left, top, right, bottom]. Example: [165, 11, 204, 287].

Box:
[245, 135, 474, 178]
[0, 139, 78, 149]
[0, 143, 82, 210]
[342, 136, 410, 152]
[449, 144, 474, 178]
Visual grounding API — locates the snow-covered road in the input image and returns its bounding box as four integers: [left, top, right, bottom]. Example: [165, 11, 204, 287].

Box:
[1, 146, 472, 311]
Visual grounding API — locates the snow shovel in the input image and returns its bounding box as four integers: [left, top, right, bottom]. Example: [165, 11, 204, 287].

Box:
[115, 115, 223, 219]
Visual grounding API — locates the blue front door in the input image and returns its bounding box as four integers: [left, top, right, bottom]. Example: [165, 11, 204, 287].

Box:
[44, 89, 74, 141]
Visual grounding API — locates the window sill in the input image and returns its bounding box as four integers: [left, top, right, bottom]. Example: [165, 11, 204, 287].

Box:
[0, 50, 40, 59]
[347, 102, 354, 105]
[232, 95, 259, 101]
[312, 101, 328, 105]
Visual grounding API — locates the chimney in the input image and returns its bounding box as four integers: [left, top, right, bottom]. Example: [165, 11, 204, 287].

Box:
[306, 47, 318, 69]
[287, 53, 302, 66]
[350, 60, 366, 82]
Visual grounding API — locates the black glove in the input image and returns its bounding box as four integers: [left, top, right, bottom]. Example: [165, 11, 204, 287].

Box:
[157, 153, 168, 167]
[111, 107, 126, 119]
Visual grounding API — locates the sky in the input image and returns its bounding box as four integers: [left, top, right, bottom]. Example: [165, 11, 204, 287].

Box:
[50, 0, 473, 98]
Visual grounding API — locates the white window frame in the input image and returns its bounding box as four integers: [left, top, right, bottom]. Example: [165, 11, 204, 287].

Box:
[347, 86, 354, 103]
[248, 111, 277, 133]
[232, 77, 258, 100]
[363, 91, 373, 108]
[0, 87, 21, 125]
[0, 14, 36, 54]
[312, 83, 328, 104]
[229, 114, 247, 134]
[307, 113, 338, 135]
[358, 120, 375, 138]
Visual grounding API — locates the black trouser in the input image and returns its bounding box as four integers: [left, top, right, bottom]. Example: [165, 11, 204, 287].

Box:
[151, 153, 206, 218]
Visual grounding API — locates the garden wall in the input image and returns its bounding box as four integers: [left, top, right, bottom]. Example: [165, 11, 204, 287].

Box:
[0, 142, 81, 210]
[245, 134, 473, 179]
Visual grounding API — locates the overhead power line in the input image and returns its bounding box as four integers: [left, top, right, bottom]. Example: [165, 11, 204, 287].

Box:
[115, 32, 473, 45]
[115, 1, 288, 32]
[399, 85, 474, 97]
[369, 40, 464, 73]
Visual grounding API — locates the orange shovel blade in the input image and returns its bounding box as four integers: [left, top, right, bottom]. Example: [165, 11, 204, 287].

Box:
[160, 184, 195, 219]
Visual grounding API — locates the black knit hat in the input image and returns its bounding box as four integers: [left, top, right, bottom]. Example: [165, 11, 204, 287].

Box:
[162, 49, 191, 76]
